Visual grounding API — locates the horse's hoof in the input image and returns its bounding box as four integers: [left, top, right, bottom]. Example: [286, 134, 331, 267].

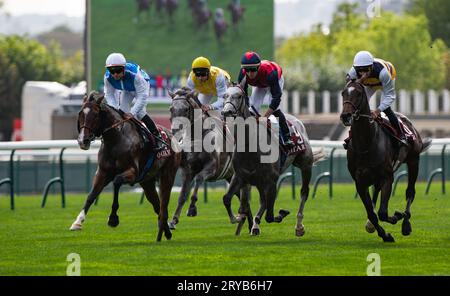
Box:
[168, 221, 177, 230]
[394, 211, 404, 220]
[230, 216, 238, 224]
[279, 209, 290, 218]
[402, 220, 412, 236]
[295, 225, 305, 237]
[164, 229, 172, 240]
[186, 207, 197, 217]
[107, 215, 119, 228]
[70, 223, 82, 231]
[383, 233, 395, 243]
[251, 228, 260, 236]
[365, 220, 376, 233]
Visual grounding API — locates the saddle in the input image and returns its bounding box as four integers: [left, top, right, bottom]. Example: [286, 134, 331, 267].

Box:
[129, 117, 173, 160]
[375, 114, 416, 145]
[267, 116, 307, 156]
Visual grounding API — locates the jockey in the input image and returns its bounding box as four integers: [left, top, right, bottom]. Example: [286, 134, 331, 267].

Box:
[103, 52, 166, 151]
[187, 56, 231, 112]
[238, 51, 294, 147]
[345, 50, 406, 146]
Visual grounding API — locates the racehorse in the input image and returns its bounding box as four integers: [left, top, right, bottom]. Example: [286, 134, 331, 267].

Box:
[167, 87, 253, 233]
[70, 91, 180, 242]
[214, 8, 228, 44]
[165, 0, 178, 23]
[190, 0, 212, 30]
[340, 80, 432, 242]
[134, 0, 152, 23]
[222, 85, 325, 236]
[227, 1, 245, 32]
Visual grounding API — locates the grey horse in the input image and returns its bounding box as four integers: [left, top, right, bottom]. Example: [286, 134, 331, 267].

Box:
[167, 87, 253, 232]
[222, 85, 325, 236]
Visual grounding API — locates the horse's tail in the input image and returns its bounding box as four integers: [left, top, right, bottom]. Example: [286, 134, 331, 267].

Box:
[312, 147, 326, 165]
[420, 137, 432, 154]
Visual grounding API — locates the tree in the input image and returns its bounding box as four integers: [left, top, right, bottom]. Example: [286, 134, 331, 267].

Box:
[0, 36, 62, 140]
[408, 0, 450, 46]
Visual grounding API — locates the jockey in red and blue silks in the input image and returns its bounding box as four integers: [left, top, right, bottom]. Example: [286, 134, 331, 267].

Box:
[237, 51, 294, 147]
[103, 52, 166, 151]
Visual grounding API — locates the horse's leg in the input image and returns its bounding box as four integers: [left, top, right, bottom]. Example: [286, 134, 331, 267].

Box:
[366, 184, 381, 233]
[141, 179, 160, 215]
[169, 169, 193, 229]
[265, 183, 290, 224]
[402, 157, 419, 236]
[157, 159, 178, 241]
[295, 166, 312, 237]
[251, 186, 266, 236]
[235, 184, 253, 235]
[107, 168, 137, 228]
[70, 169, 111, 230]
[223, 174, 243, 224]
[187, 162, 216, 217]
[357, 183, 394, 242]
[378, 176, 404, 225]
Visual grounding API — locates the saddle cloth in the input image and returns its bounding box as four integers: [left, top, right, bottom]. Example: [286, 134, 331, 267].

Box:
[267, 116, 306, 155]
[375, 114, 416, 143]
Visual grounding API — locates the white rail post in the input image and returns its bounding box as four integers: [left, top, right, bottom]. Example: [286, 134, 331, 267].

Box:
[428, 89, 438, 115]
[413, 90, 423, 114]
[399, 89, 410, 114]
[443, 89, 450, 114]
[281, 91, 289, 112]
[307, 90, 315, 115]
[322, 91, 330, 114]
[292, 90, 300, 115]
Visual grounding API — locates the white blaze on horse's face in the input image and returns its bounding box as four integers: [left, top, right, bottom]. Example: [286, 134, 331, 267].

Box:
[348, 86, 355, 96]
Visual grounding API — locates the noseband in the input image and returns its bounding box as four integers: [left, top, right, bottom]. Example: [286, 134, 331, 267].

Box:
[342, 82, 374, 123]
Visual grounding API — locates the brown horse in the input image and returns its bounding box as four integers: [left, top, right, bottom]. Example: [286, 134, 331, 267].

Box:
[214, 8, 228, 44]
[70, 91, 180, 242]
[227, 2, 245, 32]
[340, 80, 432, 242]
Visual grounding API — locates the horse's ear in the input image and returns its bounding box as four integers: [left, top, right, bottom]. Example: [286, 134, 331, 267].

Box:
[82, 93, 88, 102]
[95, 93, 105, 105]
[168, 90, 175, 99]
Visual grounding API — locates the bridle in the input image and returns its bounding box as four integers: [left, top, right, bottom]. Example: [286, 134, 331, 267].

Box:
[78, 103, 131, 142]
[342, 81, 374, 124]
[223, 85, 248, 117]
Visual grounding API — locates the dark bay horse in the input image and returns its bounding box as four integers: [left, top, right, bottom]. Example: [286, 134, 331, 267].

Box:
[165, 0, 178, 23]
[227, 2, 245, 32]
[190, 0, 211, 30]
[222, 85, 325, 236]
[340, 80, 432, 242]
[134, 0, 152, 23]
[167, 87, 252, 232]
[70, 92, 180, 242]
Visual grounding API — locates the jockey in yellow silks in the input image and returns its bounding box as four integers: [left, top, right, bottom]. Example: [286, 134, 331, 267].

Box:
[186, 56, 231, 112]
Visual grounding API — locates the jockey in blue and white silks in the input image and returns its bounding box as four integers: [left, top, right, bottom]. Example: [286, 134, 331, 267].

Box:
[103, 52, 166, 151]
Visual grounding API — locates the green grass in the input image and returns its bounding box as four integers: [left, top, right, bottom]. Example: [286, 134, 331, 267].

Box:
[0, 183, 449, 275]
[90, 0, 274, 88]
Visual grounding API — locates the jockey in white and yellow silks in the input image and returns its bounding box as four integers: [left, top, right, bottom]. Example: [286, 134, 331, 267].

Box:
[346, 50, 406, 146]
[187, 56, 231, 112]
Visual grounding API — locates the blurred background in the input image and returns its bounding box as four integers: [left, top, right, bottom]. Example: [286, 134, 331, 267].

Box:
[0, 0, 449, 193]
[0, 0, 448, 142]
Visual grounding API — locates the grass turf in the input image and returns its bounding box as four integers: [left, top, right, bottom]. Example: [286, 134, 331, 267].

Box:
[0, 182, 449, 275]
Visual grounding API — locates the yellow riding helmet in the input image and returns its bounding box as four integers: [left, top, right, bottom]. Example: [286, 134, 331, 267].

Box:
[192, 56, 211, 70]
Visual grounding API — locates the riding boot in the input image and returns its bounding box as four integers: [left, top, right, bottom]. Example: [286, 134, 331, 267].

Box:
[273, 109, 294, 147]
[384, 107, 407, 146]
[141, 114, 166, 151]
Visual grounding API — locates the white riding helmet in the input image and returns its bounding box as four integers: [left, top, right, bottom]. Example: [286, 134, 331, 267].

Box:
[105, 53, 126, 68]
[353, 51, 374, 67]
